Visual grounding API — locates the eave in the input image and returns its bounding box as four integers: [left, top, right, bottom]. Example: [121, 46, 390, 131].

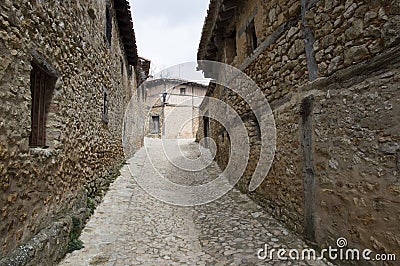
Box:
[114, 0, 139, 65]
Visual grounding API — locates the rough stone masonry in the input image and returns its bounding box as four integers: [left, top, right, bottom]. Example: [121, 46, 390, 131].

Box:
[197, 0, 400, 263]
[0, 0, 148, 264]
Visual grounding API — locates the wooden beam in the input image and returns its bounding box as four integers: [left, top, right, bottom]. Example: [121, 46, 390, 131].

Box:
[116, 13, 131, 23]
[222, 16, 237, 37]
[115, 6, 127, 12]
[119, 25, 132, 33]
[222, 0, 239, 12]
[218, 9, 235, 21]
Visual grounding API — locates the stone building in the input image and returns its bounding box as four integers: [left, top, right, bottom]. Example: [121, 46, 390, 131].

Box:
[197, 0, 400, 261]
[0, 0, 148, 264]
[144, 79, 207, 139]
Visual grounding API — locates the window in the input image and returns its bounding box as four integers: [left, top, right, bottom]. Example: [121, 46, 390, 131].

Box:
[180, 88, 186, 95]
[29, 62, 55, 147]
[246, 19, 257, 55]
[102, 88, 109, 124]
[105, 5, 112, 46]
[151, 115, 160, 134]
[120, 58, 124, 75]
[203, 116, 209, 148]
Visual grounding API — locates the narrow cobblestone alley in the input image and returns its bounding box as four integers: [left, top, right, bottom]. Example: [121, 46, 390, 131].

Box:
[1, 0, 399, 265]
[60, 139, 332, 266]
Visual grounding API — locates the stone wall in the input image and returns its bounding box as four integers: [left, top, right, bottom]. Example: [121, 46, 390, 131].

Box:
[0, 0, 145, 262]
[311, 53, 400, 257]
[198, 0, 400, 261]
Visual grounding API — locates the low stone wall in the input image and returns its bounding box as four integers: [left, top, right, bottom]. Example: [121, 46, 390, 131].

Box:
[0, 190, 90, 266]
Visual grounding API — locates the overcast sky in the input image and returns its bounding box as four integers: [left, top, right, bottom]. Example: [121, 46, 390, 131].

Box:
[131, 0, 210, 75]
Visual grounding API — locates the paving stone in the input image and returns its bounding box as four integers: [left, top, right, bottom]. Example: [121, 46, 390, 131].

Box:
[59, 139, 334, 266]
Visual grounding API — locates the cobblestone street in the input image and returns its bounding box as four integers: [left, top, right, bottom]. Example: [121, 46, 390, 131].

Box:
[60, 139, 332, 266]
[1, 0, 399, 264]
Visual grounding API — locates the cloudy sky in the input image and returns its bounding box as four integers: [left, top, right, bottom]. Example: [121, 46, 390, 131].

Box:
[131, 0, 210, 75]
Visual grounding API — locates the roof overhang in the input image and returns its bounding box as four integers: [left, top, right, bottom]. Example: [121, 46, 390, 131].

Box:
[114, 0, 138, 65]
[197, 0, 240, 61]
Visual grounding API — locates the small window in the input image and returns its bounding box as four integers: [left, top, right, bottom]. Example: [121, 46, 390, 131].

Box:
[180, 88, 186, 95]
[29, 62, 55, 147]
[151, 115, 160, 134]
[102, 88, 109, 124]
[120, 58, 124, 76]
[105, 5, 112, 46]
[246, 19, 257, 55]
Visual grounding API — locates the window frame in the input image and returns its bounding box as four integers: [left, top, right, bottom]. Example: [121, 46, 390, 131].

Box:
[29, 62, 56, 148]
[102, 88, 109, 124]
[105, 5, 112, 47]
[151, 115, 160, 134]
